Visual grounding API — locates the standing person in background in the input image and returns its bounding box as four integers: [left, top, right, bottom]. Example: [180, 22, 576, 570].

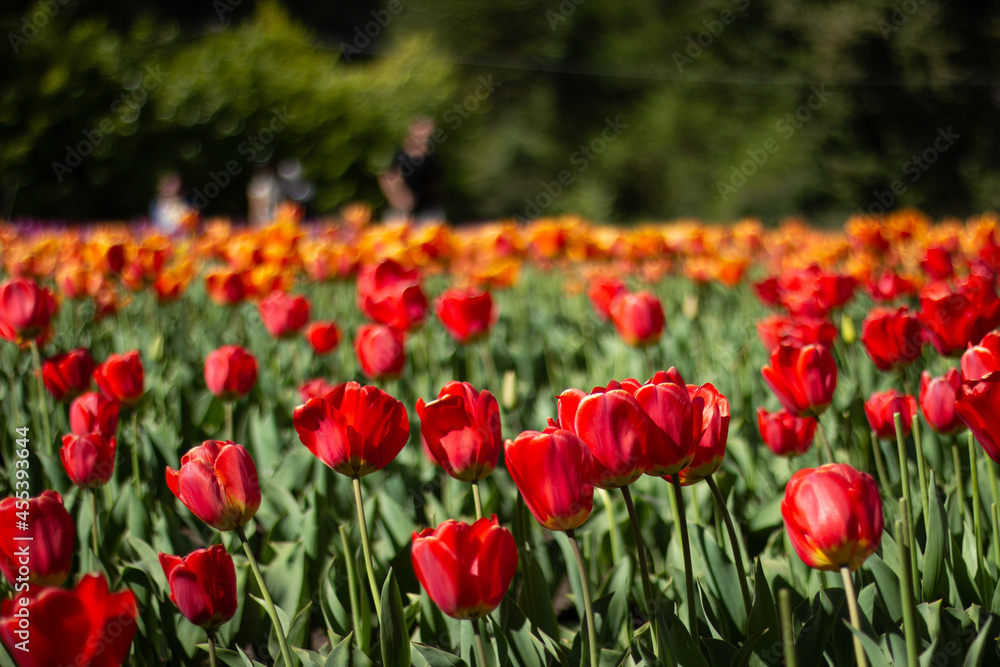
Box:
[378, 117, 445, 223]
[247, 164, 280, 226]
[151, 172, 192, 235]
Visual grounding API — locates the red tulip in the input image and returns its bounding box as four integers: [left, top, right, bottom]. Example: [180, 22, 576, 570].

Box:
[306, 321, 342, 354]
[665, 383, 730, 485]
[609, 291, 665, 347]
[921, 246, 953, 281]
[258, 291, 310, 338]
[70, 391, 121, 436]
[505, 429, 596, 531]
[159, 544, 237, 629]
[956, 372, 1000, 464]
[761, 343, 838, 417]
[633, 372, 695, 476]
[41, 348, 94, 401]
[354, 323, 406, 379]
[557, 385, 663, 488]
[860, 307, 923, 371]
[204, 345, 258, 401]
[919, 369, 965, 436]
[294, 381, 409, 477]
[205, 269, 249, 305]
[166, 440, 261, 531]
[416, 381, 501, 482]
[756, 314, 836, 351]
[864, 389, 917, 440]
[357, 258, 428, 331]
[961, 331, 1000, 381]
[94, 350, 144, 406]
[436, 288, 496, 344]
[866, 271, 918, 302]
[588, 275, 627, 320]
[1, 573, 136, 667]
[0, 278, 57, 346]
[299, 378, 336, 402]
[782, 463, 883, 571]
[757, 408, 816, 457]
[0, 491, 75, 587]
[411, 515, 517, 619]
[60, 432, 117, 489]
[918, 273, 1000, 356]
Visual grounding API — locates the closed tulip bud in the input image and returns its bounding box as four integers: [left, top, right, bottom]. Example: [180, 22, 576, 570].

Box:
[864, 389, 917, 440]
[357, 259, 429, 332]
[411, 515, 517, 619]
[258, 291, 310, 338]
[919, 369, 965, 436]
[761, 343, 838, 417]
[70, 390, 121, 435]
[305, 321, 342, 354]
[159, 545, 238, 629]
[0, 277, 57, 346]
[757, 408, 816, 457]
[960, 331, 1000, 381]
[664, 383, 730, 485]
[634, 373, 695, 476]
[0, 491, 75, 587]
[60, 432, 117, 489]
[436, 288, 497, 343]
[505, 429, 596, 531]
[41, 348, 95, 401]
[956, 372, 1000, 464]
[94, 350, 144, 406]
[417, 381, 501, 482]
[354, 323, 406, 379]
[609, 291, 665, 347]
[782, 463, 884, 571]
[204, 345, 258, 401]
[294, 381, 409, 477]
[1, 574, 137, 667]
[166, 440, 261, 531]
[860, 307, 924, 370]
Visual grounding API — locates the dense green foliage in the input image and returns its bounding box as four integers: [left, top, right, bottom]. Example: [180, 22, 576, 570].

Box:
[1, 0, 998, 223]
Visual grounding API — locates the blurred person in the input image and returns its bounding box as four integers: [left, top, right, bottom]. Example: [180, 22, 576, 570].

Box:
[247, 164, 280, 225]
[151, 172, 192, 235]
[378, 117, 445, 223]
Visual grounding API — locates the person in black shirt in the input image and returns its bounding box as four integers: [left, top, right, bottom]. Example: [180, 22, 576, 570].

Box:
[378, 117, 445, 223]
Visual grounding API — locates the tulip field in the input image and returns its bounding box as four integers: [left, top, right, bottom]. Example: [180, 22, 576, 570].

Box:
[4, 209, 1000, 666]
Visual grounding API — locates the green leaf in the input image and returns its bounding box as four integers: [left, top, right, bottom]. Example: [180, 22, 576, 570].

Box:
[844, 623, 892, 667]
[922, 472, 947, 599]
[867, 555, 903, 623]
[962, 615, 996, 667]
[414, 642, 469, 667]
[519, 545, 560, 640]
[324, 634, 353, 667]
[270, 601, 311, 659]
[380, 567, 411, 667]
[747, 560, 778, 639]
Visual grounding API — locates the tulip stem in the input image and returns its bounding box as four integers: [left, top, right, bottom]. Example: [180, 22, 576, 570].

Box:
[352, 476, 382, 622]
[992, 503, 1000, 571]
[911, 414, 930, 530]
[779, 588, 798, 667]
[839, 566, 867, 667]
[567, 529, 599, 667]
[27, 340, 52, 452]
[968, 432, 988, 604]
[207, 629, 219, 667]
[598, 488, 622, 564]
[90, 490, 101, 571]
[131, 411, 142, 500]
[620, 486, 654, 613]
[471, 619, 489, 667]
[706, 475, 752, 619]
[479, 340, 499, 393]
[669, 477, 697, 634]
[870, 430, 891, 497]
[987, 460, 1000, 528]
[339, 525, 367, 652]
[952, 437, 965, 522]
[817, 424, 834, 464]
[893, 412, 919, 600]
[895, 512, 920, 667]
[224, 402, 234, 442]
[236, 526, 295, 667]
[471, 479, 484, 520]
